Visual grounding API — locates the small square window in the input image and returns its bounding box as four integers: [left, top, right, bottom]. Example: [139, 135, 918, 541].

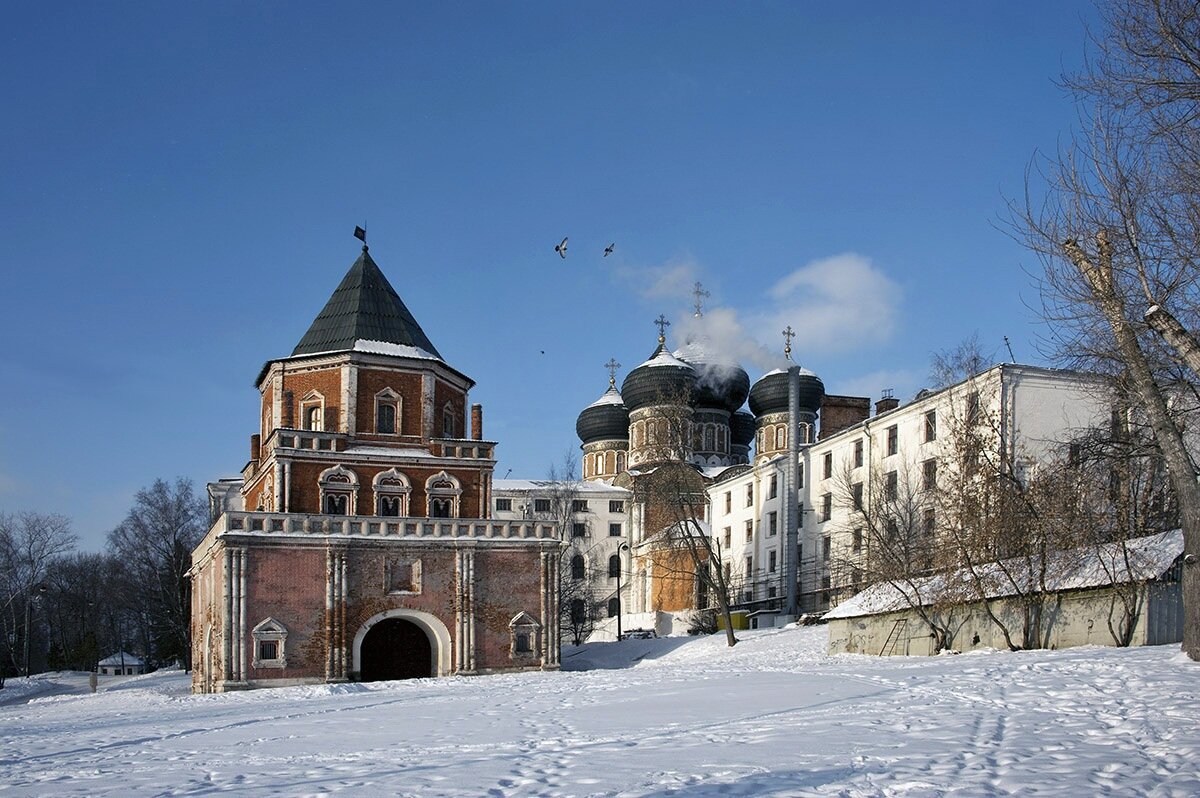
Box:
[534, 499, 551, 513]
[496, 498, 512, 512]
[609, 500, 624, 513]
[608, 522, 622, 537]
[572, 500, 589, 513]
[258, 641, 278, 661]
[572, 522, 587, 538]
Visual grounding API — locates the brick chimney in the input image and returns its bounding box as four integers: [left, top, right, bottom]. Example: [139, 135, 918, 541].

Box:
[819, 394, 871, 439]
[875, 390, 900, 416]
[471, 403, 483, 440]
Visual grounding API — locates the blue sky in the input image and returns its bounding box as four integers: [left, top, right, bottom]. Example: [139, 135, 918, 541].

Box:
[0, 2, 1098, 550]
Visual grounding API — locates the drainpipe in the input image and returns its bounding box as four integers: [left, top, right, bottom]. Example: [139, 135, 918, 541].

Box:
[785, 366, 801, 618]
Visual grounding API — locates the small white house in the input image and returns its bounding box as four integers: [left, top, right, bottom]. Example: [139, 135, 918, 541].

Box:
[825, 529, 1185, 656]
[98, 652, 147, 676]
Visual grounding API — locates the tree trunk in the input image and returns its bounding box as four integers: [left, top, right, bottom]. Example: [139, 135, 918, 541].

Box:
[1065, 235, 1200, 660]
[1144, 304, 1200, 377]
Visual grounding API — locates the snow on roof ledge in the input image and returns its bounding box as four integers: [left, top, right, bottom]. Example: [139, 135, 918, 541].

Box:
[824, 529, 1184, 621]
[352, 339, 441, 360]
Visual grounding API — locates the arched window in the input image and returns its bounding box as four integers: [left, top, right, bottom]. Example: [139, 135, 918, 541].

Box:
[300, 390, 325, 432]
[608, 597, 619, 617]
[608, 554, 620, 578]
[318, 465, 358, 515]
[375, 389, 401, 435]
[616, 452, 626, 473]
[442, 402, 457, 438]
[373, 468, 411, 517]
[775, 426, 786, 450]
[425, 471, 462, 518]
[703, 425, 716, 452]
[571, 554, 585, 580]
[570, 598, 587, 624]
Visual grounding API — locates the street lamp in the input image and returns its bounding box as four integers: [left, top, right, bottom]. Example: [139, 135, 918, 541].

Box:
[615, 542, 630, 640]
[23, 583, 46, 678]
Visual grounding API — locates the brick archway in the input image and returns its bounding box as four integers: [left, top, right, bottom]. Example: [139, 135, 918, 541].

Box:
[351, 608, 452, 679]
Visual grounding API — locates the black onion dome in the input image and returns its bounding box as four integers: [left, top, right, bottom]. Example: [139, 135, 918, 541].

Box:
[576, 386, 630, 444]
[731, 410, 756, 446]
[620, 346, 697, 412]
[673, 339, 750, 412]
[748, 367, 825, 417]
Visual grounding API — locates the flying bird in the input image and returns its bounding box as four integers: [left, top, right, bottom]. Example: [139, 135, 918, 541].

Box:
[604, 243, 615, 257]
[555, 237, 568, 259]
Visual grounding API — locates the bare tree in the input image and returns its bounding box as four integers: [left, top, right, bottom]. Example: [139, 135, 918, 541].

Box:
[106, 478, 206, 668]
[0, 512, 76, 684]
[1066, 398, 1180, 645]
[1013, 0, 1200, 658]
[633, 459, 739, 647]
[929, 333, 996, 389]
[830, 458, 958, 652]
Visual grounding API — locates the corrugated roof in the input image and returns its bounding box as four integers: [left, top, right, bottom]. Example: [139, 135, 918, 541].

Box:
[291, 247, 441, 358]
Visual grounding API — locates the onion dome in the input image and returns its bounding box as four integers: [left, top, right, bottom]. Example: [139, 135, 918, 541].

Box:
[673, 338, 750, 413]
[731, 410, 756, 447]
[621, 345, 697, 412]
[576, 385, 630, 444]
[748, 366, 825, 417]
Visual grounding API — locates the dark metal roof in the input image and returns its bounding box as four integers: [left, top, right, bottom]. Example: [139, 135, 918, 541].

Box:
[291, 247, 442, 358]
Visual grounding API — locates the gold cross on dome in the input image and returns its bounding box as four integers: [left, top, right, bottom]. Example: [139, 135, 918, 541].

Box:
[782, 325, 795, 359]
[654, 314, 671, 345]
[605, 358, 621, 387]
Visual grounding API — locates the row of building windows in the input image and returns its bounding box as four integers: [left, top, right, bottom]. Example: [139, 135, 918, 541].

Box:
[285, 389, 463, 439]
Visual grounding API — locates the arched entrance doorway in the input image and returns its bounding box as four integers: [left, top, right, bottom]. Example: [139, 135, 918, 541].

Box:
[359, 618, 433, 681]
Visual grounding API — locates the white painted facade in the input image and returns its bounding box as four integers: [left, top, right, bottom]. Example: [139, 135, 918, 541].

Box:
[492, 479, 635, 628]
[707, 364, 1115, 617]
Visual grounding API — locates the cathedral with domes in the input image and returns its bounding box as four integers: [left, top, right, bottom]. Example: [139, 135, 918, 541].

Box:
[574, 301, 839, 618]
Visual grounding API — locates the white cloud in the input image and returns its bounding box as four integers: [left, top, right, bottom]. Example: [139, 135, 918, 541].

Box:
[751, 253, 902, 357]
[617, 258, 700, 300]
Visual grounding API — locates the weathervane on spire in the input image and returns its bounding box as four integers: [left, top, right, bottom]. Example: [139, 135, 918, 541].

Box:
[605, 358, 621, 387]
[782, 325, 795, 360]
[654, 314, 671, 345]
[692, 281, 710, 317]
[353, 224, 368, 252]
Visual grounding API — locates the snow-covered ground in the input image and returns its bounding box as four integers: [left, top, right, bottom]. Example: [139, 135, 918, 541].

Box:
[1, 627, 1197, 796]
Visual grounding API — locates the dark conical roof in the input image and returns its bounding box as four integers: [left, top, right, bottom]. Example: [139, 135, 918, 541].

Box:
[291, 247, 442, 358]
[576, 385, 630, 444]
[749, 366, 825, 417]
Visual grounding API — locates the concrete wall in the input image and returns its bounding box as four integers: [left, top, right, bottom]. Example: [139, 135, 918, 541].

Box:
[828, 581, 1182, 656]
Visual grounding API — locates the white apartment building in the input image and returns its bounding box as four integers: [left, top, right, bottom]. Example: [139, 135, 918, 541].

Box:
[708, 364, 1114, 620]
[492, 479, 634, 627]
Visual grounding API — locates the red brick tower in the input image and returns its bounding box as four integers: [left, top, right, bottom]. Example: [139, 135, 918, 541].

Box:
[190, 238, 561, 693]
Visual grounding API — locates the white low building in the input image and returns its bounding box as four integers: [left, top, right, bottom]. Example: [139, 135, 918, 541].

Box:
[824, 529, 1185, 655]
[98, 652, 147, 676]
